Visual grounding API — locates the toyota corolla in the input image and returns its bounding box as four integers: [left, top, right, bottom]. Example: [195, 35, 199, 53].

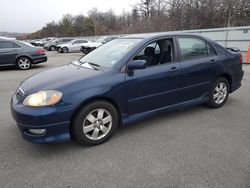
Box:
[11, 33, 244, 145]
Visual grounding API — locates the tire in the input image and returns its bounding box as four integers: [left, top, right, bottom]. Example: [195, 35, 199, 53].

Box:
[206, 77, 229, 108]
[72, 101, 118, 146]
[62, 47, 69, 53]
[49, 46, 56, 51]
[17, 57, 31, 70]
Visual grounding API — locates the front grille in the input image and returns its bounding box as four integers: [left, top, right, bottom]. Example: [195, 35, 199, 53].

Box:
[16, 87, 25, 102]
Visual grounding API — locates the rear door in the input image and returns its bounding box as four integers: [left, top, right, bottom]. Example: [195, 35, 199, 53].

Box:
[0, 41, 22, 66]
[176, 36, 218, 102]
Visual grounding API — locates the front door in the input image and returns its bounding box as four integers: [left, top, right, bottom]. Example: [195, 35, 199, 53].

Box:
[125, 38, 181, 115]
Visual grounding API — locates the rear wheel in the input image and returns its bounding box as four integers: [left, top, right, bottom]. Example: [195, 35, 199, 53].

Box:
[49, 46, 56, 51]
[206, 77, 229, 108]
[72, 101, 118, 146]
[17, 57, 31, 70]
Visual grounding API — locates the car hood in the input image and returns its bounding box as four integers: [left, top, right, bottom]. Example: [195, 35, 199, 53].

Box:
[20, 63, 104, 94]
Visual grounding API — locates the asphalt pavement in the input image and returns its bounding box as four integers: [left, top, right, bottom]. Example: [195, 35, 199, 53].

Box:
[0, 51, 249, 188]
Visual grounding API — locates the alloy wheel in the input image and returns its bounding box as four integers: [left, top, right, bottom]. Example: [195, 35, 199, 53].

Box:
[83, 108, 112, 141]
[213, 82, 227, 104]
[18, 58, 31, 70]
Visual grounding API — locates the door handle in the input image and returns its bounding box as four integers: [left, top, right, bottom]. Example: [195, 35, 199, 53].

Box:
[170, 66, 178, 72]
[209, 59, 216, 64]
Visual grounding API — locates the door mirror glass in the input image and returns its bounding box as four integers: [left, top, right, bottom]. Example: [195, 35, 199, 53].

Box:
[128, 60, 147, 70]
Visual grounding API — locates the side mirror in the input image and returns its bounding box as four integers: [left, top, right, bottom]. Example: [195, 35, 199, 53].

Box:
[127, 60, 147, 70]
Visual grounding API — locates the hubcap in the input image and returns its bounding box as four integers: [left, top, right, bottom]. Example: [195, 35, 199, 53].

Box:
[213, 82, 227, 104]
[83, 109, 112, 140]
[18, 58, 30, 69]
[63, 48, 68, 53]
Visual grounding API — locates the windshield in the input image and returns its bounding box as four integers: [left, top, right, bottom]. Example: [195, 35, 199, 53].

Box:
[79, 38, 142, 68]
[66, 40, 75, 44]
[96, 37, 106, 43]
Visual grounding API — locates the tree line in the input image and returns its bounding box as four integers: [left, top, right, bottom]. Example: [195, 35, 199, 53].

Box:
[27, 0, 250, 39]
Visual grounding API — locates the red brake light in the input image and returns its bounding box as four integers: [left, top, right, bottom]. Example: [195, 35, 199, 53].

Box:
[36, 49, 45, 55]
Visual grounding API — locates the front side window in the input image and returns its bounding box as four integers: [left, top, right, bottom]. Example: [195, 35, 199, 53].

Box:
[133, 38, 174, 67]
[0, 41, 20, 49]
[178, 37, 210, 61]
[79, 39, 142, 68]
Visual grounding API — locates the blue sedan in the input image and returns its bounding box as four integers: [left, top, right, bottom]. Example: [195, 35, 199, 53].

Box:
[11, 33, 244, 145]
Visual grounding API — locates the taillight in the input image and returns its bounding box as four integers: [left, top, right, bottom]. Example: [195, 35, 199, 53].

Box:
[240, 54, 243, 64]
[36, 49, 45, 55]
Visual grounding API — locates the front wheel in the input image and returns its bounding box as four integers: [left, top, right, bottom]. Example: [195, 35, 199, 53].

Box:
[72, 101, 118, 146]
[206, 78, 229, 108]
[62, 47, 69, 53]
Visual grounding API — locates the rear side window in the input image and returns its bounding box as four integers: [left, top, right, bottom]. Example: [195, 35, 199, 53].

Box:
[74, 40, 87, 43]
[0, 41, 20, 49]
[80, 40, 88, 43]
[64, 39, 73, 42]
[178, 37, 215, 61]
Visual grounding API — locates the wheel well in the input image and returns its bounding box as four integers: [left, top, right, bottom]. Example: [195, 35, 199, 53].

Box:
[220, 73, 232, 91]
[70, 97, 122, 134]
[16, 56, 32, 64]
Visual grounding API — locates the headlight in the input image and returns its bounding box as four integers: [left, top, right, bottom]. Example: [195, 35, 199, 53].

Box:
[23, 90, 63, 107]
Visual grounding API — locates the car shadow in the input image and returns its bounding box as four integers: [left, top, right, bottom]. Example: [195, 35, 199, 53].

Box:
[24, 97, 240, 157]
[0, 64, 47, 72]
[26, 105, 206, 154]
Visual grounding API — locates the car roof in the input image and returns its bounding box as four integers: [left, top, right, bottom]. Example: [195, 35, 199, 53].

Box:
[121, 32, 203, 40]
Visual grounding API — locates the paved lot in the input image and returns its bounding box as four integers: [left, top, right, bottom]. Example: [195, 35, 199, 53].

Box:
[0, 52, 249, 188]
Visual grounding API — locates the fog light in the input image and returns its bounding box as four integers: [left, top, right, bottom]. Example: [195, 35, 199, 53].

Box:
[28, 129, 46, 135]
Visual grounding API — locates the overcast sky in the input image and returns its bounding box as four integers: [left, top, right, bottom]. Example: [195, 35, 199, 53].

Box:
[0, 0, 135, 33]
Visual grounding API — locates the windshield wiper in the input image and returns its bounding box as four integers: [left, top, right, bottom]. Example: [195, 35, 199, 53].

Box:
[88, 62, 100, 67]
[79, 61, 100, 70]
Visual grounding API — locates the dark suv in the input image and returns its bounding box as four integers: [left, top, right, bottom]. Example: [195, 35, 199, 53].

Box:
[44, 38, 74, 51]
[0, 39, 47, 70]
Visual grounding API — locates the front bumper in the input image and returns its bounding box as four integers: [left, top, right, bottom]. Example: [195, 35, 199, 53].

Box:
[11, 96, 71, 144]
[17, 121, 70, 144]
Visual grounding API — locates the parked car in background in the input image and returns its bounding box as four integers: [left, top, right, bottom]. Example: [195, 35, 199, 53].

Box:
[0, 38, 47, 70]
[11, 33, 243, 145]
[57, 39, 90, 53]
[30, 39, 40, 46]
[80, 36, 119, 54]
[34, 37, 55, 46]
[44, 38, 74, 51]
